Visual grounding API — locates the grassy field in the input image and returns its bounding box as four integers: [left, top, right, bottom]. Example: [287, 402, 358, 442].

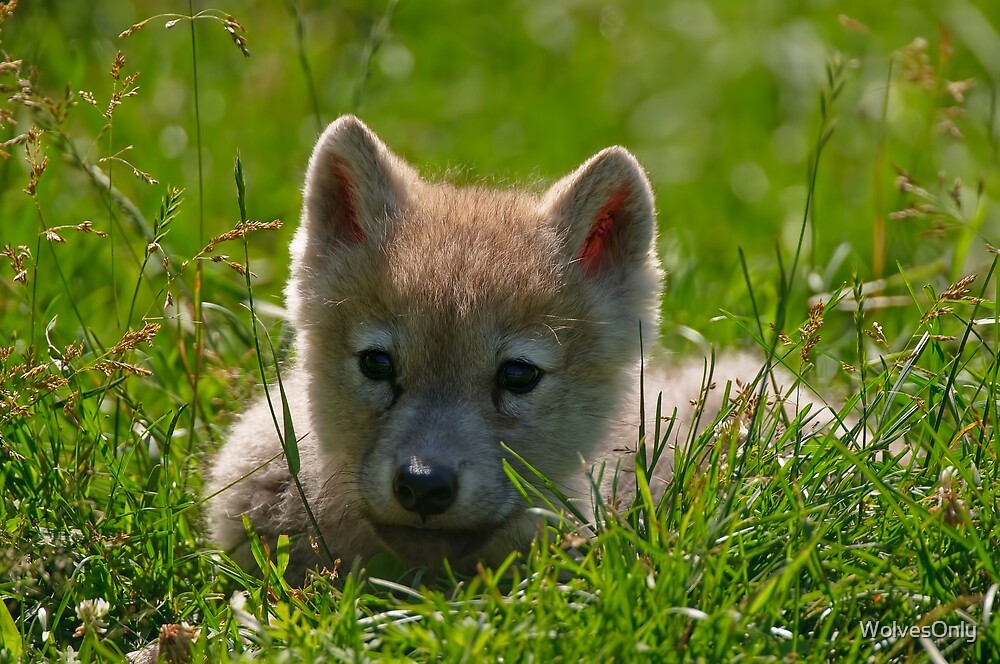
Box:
[1, 0, 999, 661]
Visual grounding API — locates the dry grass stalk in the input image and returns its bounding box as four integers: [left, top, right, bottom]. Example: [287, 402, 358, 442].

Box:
[120, 10, 251, 57]
[184, 220, 282, 276]
[93, 360, 154, 377]
[108, 322, 160, 355]
[2, 243, 30, 283]
[798, 300, 825, 362]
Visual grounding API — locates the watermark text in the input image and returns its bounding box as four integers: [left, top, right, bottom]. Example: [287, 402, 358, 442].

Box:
[861, 620, 976, 643]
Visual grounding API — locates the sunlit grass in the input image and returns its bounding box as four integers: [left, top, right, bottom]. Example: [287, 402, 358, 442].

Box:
[1, 1, 999, 661]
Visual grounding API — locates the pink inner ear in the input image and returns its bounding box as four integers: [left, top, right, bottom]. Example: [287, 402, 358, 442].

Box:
[576, 189, 627, 274]
[332, 159, 365, 244]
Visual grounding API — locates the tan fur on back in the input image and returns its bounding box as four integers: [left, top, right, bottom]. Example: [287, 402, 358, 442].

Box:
[205, 116, 827, 581]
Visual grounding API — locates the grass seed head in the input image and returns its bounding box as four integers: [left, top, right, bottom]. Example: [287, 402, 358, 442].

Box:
[22, 129, 47, 196]
[110, 51, 125, 81]
[798, 300, 825, 362]
[899, 37, 935, 88]
[940, 273, 976, 301]
[223, 15, 251, 57]
[864, 322, 887, 346]
[118, 16, 153, 38]
[838, 14, 868, 32]
[0, 0, 17, 22]
[108, 322, 160, 355]
[93, 360, 153, 377]
[2, 243, 30, 282]
[187, 220, 282, 265]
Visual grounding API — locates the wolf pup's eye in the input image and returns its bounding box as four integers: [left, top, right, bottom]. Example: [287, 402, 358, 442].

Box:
[360, 349, 395, 381]
[497, 360, 542, 394]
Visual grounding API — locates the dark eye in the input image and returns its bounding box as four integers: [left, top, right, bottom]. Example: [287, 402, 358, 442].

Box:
[360, 349, 395, 381]
[497, 360, 542, 394]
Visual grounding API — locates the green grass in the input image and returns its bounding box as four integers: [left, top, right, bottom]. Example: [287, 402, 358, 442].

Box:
[1, 0, 999, 661]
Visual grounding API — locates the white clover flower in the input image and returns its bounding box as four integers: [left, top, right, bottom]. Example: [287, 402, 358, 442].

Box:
[59, 646, 81, 663]
[73, 598, 110, 637]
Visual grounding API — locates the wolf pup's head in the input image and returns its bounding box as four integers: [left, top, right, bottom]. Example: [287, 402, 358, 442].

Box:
[287, 115, 661, 567]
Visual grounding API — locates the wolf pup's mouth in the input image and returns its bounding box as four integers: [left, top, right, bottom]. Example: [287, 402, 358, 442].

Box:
[372, 523, 494, 563]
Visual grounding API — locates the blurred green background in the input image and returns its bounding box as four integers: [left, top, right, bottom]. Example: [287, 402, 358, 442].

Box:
[2, 0, 998, 356]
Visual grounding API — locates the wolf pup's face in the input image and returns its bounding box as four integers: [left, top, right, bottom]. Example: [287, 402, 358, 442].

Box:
[287, 116, 661, 566]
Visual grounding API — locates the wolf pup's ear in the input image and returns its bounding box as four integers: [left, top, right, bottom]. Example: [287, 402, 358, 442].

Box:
[302, 115, 417, 247]
[541, 147, 656, 278]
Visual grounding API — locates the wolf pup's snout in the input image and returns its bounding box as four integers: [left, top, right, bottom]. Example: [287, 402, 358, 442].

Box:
[393, 456, 458, 519]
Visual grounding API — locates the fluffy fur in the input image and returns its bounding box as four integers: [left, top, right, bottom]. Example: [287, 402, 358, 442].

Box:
[206, 116, 828, 580]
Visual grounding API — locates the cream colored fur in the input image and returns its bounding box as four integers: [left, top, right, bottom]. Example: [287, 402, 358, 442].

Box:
[205, 116, 835, 580]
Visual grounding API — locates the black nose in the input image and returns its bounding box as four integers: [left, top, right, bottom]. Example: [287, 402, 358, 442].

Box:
[393, 457, 458, 518]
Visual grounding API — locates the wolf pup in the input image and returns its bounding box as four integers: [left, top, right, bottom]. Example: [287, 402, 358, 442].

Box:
[207, 115, 778, 579]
